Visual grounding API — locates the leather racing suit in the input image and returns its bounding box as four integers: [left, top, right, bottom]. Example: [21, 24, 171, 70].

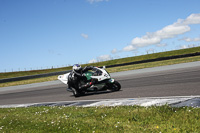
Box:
[68, 66, 94, 90]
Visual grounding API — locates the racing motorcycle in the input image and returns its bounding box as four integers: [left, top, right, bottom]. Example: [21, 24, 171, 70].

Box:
[58, 67, 121, 97]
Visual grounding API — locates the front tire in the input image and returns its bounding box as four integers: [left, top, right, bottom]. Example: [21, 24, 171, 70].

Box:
[109, 81, 121, 91]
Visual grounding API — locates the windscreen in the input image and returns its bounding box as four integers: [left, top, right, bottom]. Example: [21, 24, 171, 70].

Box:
[92, 68, 102, 76]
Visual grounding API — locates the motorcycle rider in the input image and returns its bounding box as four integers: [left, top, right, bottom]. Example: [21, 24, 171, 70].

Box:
[69, 64, 94, 90]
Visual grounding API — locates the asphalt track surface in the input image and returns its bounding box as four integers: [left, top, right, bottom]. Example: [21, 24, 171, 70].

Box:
[0, 62, 200, 105]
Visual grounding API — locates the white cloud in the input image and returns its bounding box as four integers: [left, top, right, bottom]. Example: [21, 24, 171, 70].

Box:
[87, 0, 109, 4]
[88, 54, 112, 63]
[111, 48, 118, 54]
[81, 33, 89, 39]
[154, 24, 190, 39]
[97, 54, 112, 61]
[123, 45, 136, 52]
[88, 59, 97, 63]
[130, 23, 190, 48]
[180, 37, 200, 42]
[180, 45, 188, 49]
[123, 13, 200, 52]
[131, 36, 161, 47]
[182, 14, 200, 25]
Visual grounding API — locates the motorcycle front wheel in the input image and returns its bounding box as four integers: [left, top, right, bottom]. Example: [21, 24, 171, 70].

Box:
[108, 81, 121, 91]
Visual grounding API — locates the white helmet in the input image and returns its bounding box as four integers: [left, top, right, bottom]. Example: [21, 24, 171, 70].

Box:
[72, 64, 82, 71]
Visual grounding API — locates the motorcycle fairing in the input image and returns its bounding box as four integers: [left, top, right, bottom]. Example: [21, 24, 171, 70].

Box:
[58, 73, 70, 84]
[108, 78, 115, 83]
[90, 67, 111, 81]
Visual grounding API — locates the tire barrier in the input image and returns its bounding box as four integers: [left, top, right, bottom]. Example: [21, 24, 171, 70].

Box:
[1, 52, 200, 83]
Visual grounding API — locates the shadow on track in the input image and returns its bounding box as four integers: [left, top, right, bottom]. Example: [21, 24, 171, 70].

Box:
[69, 90, 122, 98]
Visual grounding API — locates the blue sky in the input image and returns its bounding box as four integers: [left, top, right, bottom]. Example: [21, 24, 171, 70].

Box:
[0, 0, 200, 72]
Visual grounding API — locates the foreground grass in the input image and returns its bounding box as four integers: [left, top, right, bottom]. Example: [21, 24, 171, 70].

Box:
[1, 55, 200, 88]
[0, 105, 200, 132]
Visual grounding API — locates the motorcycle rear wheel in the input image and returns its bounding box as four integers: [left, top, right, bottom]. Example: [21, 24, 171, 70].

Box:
[72, 88, 81, 97]
[72, 88, 85, 97]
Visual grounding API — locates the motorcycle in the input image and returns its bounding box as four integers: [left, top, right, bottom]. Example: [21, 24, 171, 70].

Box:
[58, 67, 121, 97]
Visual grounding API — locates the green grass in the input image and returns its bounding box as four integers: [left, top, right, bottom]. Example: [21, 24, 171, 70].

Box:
[0, 105, 200, 132]
[0, 47, 200, 88]
[0, 75, 58, 88]
[1, 47, 200, 132]
[1, 46, 200, 80]
[1, 55, 200, 88]
[0, 67, 71, 80]
[107, 55, 200, 73]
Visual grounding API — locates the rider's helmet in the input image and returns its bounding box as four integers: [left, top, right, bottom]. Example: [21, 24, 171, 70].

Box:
[72, 64, 82, 72]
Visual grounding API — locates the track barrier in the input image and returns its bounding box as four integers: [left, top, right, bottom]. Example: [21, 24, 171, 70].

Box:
[1, 52, 200, 83]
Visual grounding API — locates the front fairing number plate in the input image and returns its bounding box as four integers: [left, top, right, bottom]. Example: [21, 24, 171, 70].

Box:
[109, 79, 115, 83]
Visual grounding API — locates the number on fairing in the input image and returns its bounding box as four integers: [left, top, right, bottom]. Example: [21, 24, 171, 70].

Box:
[104, 74, 108, 77]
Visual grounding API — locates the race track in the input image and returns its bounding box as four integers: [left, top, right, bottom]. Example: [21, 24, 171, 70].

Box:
[0, 62, 200, 105]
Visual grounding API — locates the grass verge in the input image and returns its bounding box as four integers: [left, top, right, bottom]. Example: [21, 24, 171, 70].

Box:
[0, 105, 200, 132]
[0, 76, 57, 88]
[1, 55, 200, 88]
[106, 55, 200, 73]
[1, 46, 200, 79]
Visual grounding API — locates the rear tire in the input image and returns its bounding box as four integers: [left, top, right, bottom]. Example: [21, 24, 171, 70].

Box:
[72, 88, 81, 97]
